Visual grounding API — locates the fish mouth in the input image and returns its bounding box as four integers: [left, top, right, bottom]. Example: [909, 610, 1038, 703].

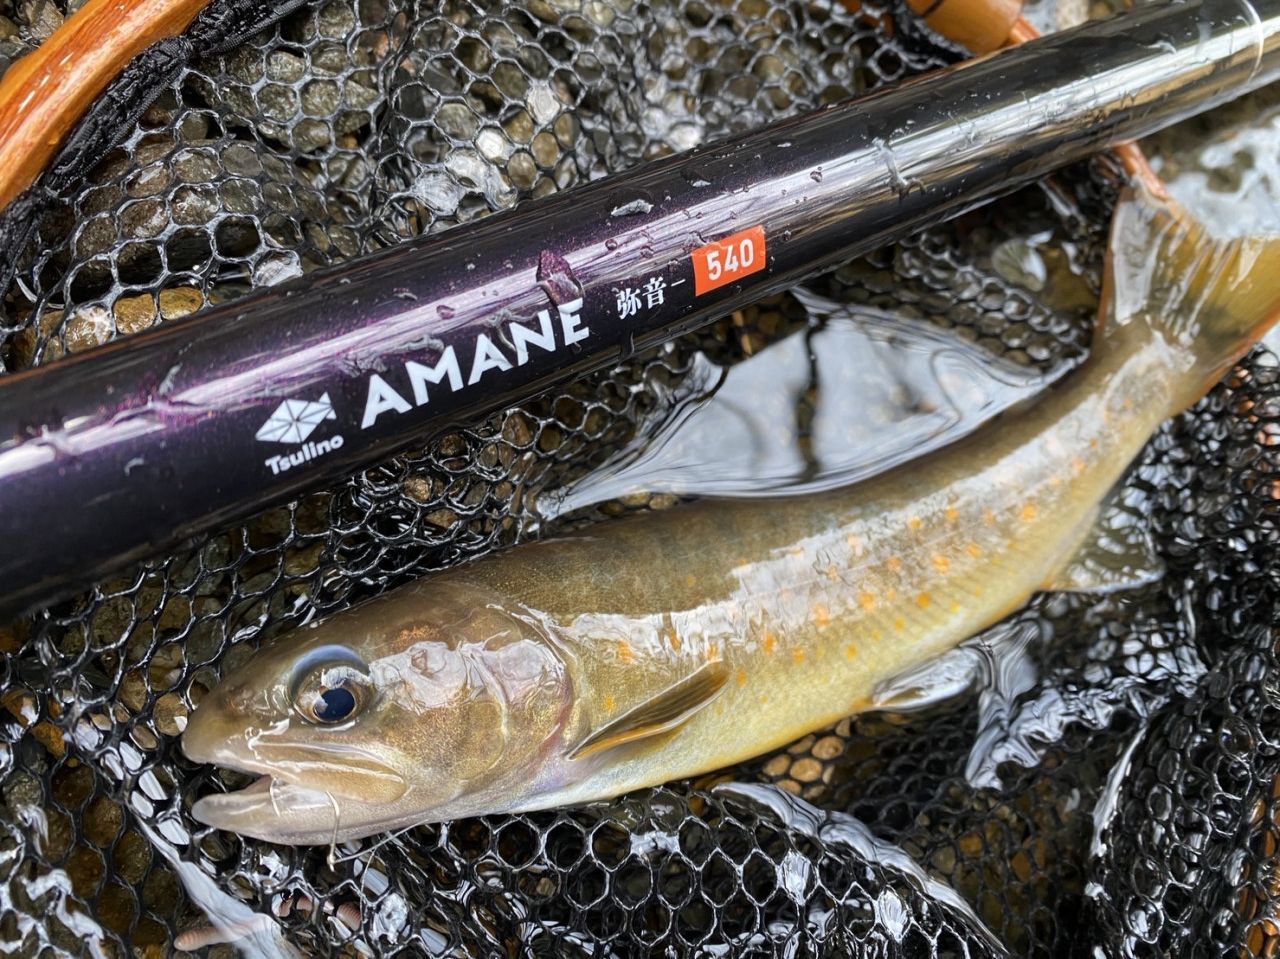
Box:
[191, 766, 420, 845]
[191, 774, 353, 845]
[183, 720, 412, 844]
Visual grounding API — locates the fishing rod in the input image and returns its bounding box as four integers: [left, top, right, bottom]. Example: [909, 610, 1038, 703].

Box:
[2, 0, 1279, 617]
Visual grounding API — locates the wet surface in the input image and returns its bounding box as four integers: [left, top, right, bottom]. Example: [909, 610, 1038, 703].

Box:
[542, 289, 1049, 517]
[1, 0, 1280, 956]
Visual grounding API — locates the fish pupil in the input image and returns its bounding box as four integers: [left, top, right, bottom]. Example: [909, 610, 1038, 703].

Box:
[316, 686, 356, 722]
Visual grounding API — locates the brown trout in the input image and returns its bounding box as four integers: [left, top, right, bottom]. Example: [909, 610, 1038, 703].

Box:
[183, 189, 1280, 844]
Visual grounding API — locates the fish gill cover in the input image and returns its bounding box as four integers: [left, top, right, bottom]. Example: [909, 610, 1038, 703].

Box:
[0, 0, 1277, 956]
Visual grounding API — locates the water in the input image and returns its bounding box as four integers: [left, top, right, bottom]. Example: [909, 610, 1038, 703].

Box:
[538, 289, 1050, 519]
[716, 782, 1004, 951]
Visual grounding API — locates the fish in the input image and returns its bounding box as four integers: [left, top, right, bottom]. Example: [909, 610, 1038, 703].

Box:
[182, 187, 1280, 844]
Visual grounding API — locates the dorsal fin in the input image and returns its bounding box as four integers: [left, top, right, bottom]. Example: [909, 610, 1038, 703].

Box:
[568, 661, 729, 760]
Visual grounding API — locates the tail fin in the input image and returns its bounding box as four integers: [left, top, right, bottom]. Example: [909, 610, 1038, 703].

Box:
[1099, 186, 1280, 409]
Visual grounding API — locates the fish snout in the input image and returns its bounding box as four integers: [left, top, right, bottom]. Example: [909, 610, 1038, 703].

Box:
[182, 697, 410, 805]
[180, 686, 276, 772]
[180, 700, 240, 769]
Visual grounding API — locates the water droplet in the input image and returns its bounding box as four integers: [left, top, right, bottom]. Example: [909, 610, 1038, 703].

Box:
[810, 168, 824, 184]
[682, 167, 712, 188]
[605, 238, 619, 251]
[437, 304, 456, 320]
[537, 249, 582, 304]
[611, 197, 655, 217]
[394, 288, 417, 302]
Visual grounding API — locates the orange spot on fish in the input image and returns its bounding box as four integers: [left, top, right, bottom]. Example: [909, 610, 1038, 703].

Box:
[965, 542, 983, 558]
[824, 564, 840, 581]
[670, 631, 682, 651]
[602, 694, 617, 713]
[616, 641, 635, 664]
[707, 642, 720, 661]
[1020, 503, 1038, 523]
[908, 516, 923, 531]
[734, 669, 748, 687]
[858, 591, 876, 611]
[792, 648, 806, 664]
[893, 615, 906, 632]
[811, 604, 831, 627]
[950, 600, 962, 613]
[932, 554, 950, 573]
[916, 592, 932, 609]
[1089, 438, 1100, 450]
[762, 632, 778, 655]
[1071, 457, 1087, 476]
[945, 505, 959, 523]
[887, 556, 903, 572]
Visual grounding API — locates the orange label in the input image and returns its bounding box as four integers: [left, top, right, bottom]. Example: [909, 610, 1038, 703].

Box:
[692, 225, 766, 295]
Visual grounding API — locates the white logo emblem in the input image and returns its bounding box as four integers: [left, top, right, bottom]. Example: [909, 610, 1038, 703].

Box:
[256, 393, 337, 444]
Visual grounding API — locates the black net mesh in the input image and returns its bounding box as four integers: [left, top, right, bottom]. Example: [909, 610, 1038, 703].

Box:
[0, 0, 1277, 955]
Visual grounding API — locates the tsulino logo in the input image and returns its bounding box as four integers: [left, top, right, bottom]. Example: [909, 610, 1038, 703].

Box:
[256, 393, 346, 475]
[257, 393, 337, 443]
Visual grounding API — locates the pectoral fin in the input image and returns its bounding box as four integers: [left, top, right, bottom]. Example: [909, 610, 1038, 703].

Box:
[569, 661, 729, 760]
[1042, 497, 1164, 594]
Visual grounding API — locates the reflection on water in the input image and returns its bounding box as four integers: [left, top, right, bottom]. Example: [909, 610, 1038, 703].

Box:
[540, 290, 1052, 519]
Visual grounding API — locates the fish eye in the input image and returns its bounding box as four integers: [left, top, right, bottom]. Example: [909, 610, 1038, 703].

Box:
[292, 662, 371, 726]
